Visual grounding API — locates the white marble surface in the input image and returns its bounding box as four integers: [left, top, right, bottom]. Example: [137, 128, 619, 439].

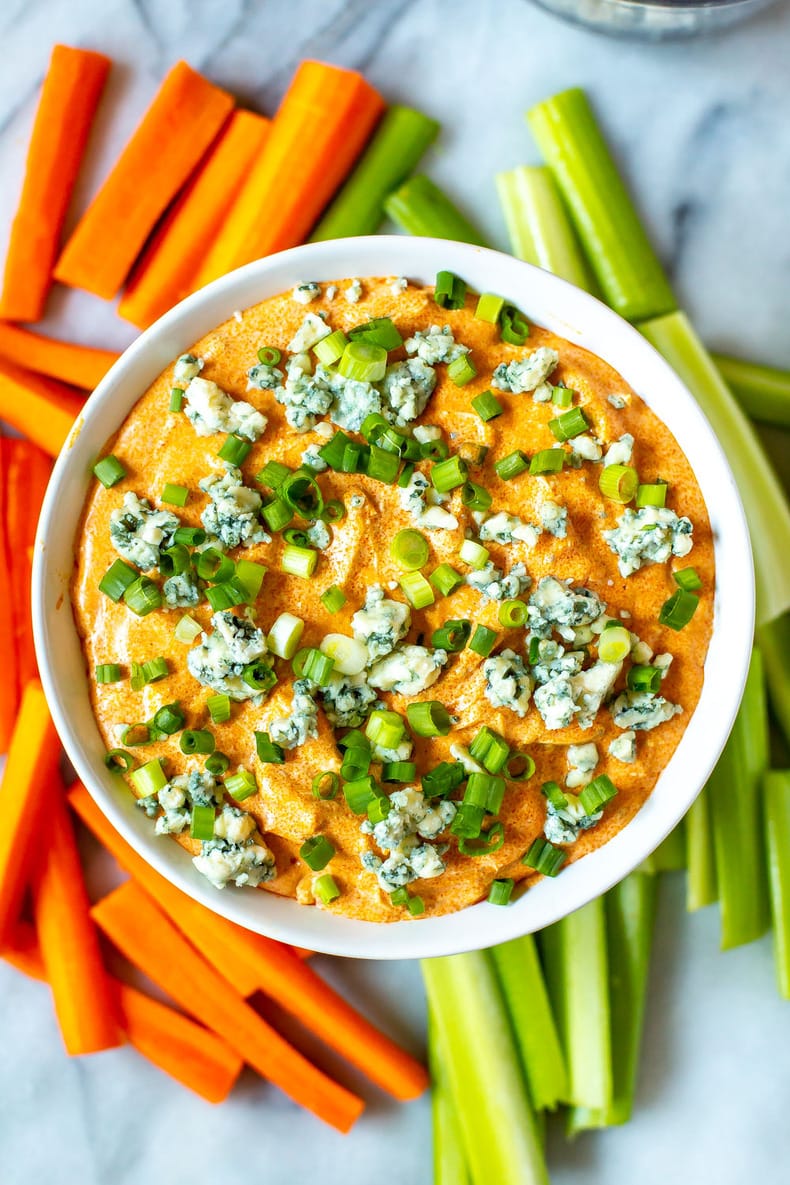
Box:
[2, 2, 790, 1183]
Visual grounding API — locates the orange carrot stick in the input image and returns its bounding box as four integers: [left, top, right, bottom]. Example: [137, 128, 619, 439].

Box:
[0, 438, 21, 749]
[4, 438, 52, 686]
[92, 881, 364, 1131]
[55, 61, 234, 300]
[0, 45, 110, 322]
[119, 109, 271, 329]
[0, 358, 83, 456]
[0, 323, 119, 390]
[0, 681, 60, 946]
[195, 61, 384, 286]
[2, 923, 242, 1102]
[32, 779, 122, 1054]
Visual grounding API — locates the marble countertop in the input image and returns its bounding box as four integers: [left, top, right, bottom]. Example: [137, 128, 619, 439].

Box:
[2, 2, 789, 1183]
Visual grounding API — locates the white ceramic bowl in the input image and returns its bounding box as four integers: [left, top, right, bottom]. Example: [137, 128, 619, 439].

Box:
[33, 236, 754, 960]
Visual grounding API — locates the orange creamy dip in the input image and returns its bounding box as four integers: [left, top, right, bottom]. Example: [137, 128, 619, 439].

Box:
[72, 277, 714, 922]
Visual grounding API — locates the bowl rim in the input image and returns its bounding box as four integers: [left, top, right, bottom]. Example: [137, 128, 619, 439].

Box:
[32, 235, 754, 960]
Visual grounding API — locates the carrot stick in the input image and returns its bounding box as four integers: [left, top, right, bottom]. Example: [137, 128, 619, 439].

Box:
[0, 358, 83, 456]
[0, 323, 119, 389]
[0, 438, 21, 749]
[0, 680, 60, 946]
[55, 61, 234, 300]
[119, 109, 271, 329]
[0, 45, 110, 322]
[32, 778, 122, 1055]
[92, 881, 364, 1131]
[4, 438, 52, 686]
[1, 923, 242, 1102]
[195, 61, 384, 286]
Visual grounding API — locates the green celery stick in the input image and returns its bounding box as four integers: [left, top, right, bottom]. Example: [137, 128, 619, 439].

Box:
[422, 952, 548, 1185]
[649, 821, 687, 872]
[707, 647, 770, 949]
[526, 88, 676, 322]
[640, 312, 790, 627]
[756, 614, 790, 748]
[429, 1011, 470, 1185]
[686, 782, 718, 911]
[311, 106, 440, 240]
[490, 932, 569, 1110]
[539, 896, 612, 1110]
[764, 770, 790, 999]
[495, 164, 595, 292]
[712, 354, 790, 430]
[384, 175, 489, 246]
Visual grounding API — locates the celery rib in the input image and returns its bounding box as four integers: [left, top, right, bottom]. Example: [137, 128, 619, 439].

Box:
[712, 353, 790, 430]
[764, 770, 790, 999]
[495, 165, 595, 292]
[384, 175, 489, 246]
[422, 953, 549, 1185]
[686, 782, 718, 912]
[526, 88, 675, 322]
[756, 614, 790, 748]
[648, 821, 687, 873]
[490, 932, 569, 1111]
[311, 106, 440, 240]
[429, 1011, 470, 1185]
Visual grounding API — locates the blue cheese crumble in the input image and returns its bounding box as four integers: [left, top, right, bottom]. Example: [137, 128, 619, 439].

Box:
[603, 433, 634, 467]
[184, 377, 267, 441]
[405, 324, 468, 365]
[491, 347, 559, 394]
[609, 730, 637, 763]
[603, 507, 694, 577]
[544, 794, 602, 845]
[173, 353, 203, 384]
[292, 282, 321, 304]
[320, 672, 378, 728]
[288, 312, 331, 353]
[479, 511, 541, 548]
[534, 659, 621, 731]
[398, 470, 458, 531]
[193, 807, 275, 889]
[381, 358, 437, 424]
[301, 443, 328, 472]
[247, 360, 284, 390]
[527, 576, 604, 642]
[610, 690, 682, 730]
[187, 611, 269, 701]
[199, 464, 267, 549]
[268, 680, 319, 750]
[344, 278, 362, 303]
[539, 499, 568, 539]
[483, 649, 532, 717]
[163, 571, 201, 608]
[109, 492, 179, 571]
[466, 561, 530, 601]
[352, 586, 410, 662]
[367, 645, 448, 696]
[566, 742, 599, 789]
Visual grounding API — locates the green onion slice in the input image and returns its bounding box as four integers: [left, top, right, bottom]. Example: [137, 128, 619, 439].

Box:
[104, 749, 134, 773]
[255, 731, 285, 764]
[469, 624, 497, 657]
[407, 700, 452, 738]
[488, 878, 514, 906]
[599, 464, 638, 503]
[180, 729, 215, 755]
[529, 449, 564, 475]
[458, 820, 505, 857]
[312, 771, 340, 800]
[429, 564, 464, 597]
[391, 528, 429, 571]
[498, 599, 528, 628]
[300, 834, 335, 871]
[338, 339, 387, 383]
[93, 455, 126, 488]
[674, 567, 702, 591]
[431, 619, 471, 652]
[399, 570, 435, 609]
[522, 837, 566, 877]
[659, 588, 699, 630]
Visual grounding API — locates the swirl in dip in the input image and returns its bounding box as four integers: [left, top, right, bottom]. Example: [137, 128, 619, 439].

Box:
[73, 274, 713, 921]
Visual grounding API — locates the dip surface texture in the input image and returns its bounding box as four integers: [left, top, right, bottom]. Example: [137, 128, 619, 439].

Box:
[72, 276, 714, 921]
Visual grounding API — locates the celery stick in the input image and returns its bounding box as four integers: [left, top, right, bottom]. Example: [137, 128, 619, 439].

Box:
[526, 88, 675, 322]
[539, 897, 611, 1109]
[422, 952, 548, 1185]
[649, 821, 687, 872]
[311, 106, 440, 240]
[384, 175, 489, 246]
[712, 353, 790, 430]
[495, 165, 595, 292]
[640, 312, 790, 627]
[490, 932, 569, 1110]
[764, 770, 790, 999]
[707, 647, 770, 949]
[686, 782, 718, 911]
[757, 614, 790, 748]
[429, 1011, 470, 1185]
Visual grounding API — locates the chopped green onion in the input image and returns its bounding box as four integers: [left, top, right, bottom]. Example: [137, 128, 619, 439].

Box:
[161, 482, 189, 507]
[522, 836, 566, 877]
[312, 771, 340, 800]
[461, 480, 492, 513]
[321, 499, 345, 523]
[131, 758, 167, 798]
[104, 749, 134, 773]
[153, 703, 184, 735]
[579, 774, 618, 815]
[459, 538, 489, 569]
[627, 664, 662, 693]
[318, 431, 352, 471]
[451, 803, 485, 839]
[348, 316, 404, 350]
[659, 588, 699, 630]
[235, 559, 266, 603]
[283, 527, 311, 548]
[205, 580, 248, 611]
[529, 449, 564, 475]
[420, 437, 449, 461]
[93, 454, 126, 488]
[674, 567, 702, 591]
[399, 570, 435, 609]
[196, 548, 234, 582]
[361, 412, 390, 443]
[528, 636, 541, 664]
[636, 482, 667, 508]
[551, 382, 574, 409]
[173, 615, 202, 648]
[340, 744, 370, 783]
[541, 780, 569, 811]
[431, 619, 471, 652]
[429, 563, 464, 597]
[320, 585, 346, 614]
[549, 406, 589, 441]
[434, 269, 467, 309]
[267, 612, 305, 660]
[598, 625, 631, 663]
[463, 772, 506, 814]
[180, 729, 215, 755]
[366, 709, 406, 750]
[173, 526, 205, 547]
[313, 329, 348, 365]
[124, 576, 162, 617]
[407, 700, 452, 738]
[343, 775, 380, 815]
[338, 339, 387, 382]
[475, 293, 505, 323]
[120, 723, 150, 747]
[140, 656, 168, 684]
[169, 387, 184, 412]
[206, 752, 230, 776]
[431, 454, 467, 493]
[225, 770, 257, 802]
[469, 624, 497, 657]
[422, 761, 465, 799]
[281, 470, 324, 520]
[156, 543, 187, 580]
[391, 528, 429, 571]
[499, 304, 530, 346]
[378, 425, 410, 455]
[300, 834, 335, 871]
[282, 543, 318, 579]
[99, 559, 137, 602]
[262, 497, 293, 532]
[469, 725, 510, 774]
[381, 761, 417, 783]
[340, 440, 367, 474]
[315, 874, 340, 905]
[218, 434, 252, 465]
[367, 795, 391, 825]
[498, 599, 528, 629]
[255, 731, 285, 764]
[241, 660, 278, 692]
[599, 464, 638, 503]
[459, 820, 505, 857]
[300, 648, 335, 687]
[407, 895, 425, 917]
[456, 440, 489, 467]
[257, 346, 281, 366]
[95, 663, 122, 684]
[471, 389, 504, 421]
[495, 450, 529, 481]
[190, 803, 216, 841]
[447, 354, 477, 387]
[364, 444, 400, 483]
[505, 751, 535, 782]
[256, 459, 291, 489]
[207, 693, 231, 724]
[488, 878, 514, 906]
